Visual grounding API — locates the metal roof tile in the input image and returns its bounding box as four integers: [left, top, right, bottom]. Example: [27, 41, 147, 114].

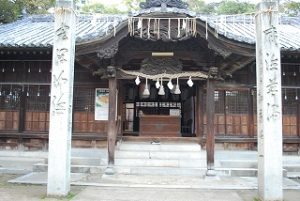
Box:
[0, 14, 299, 51]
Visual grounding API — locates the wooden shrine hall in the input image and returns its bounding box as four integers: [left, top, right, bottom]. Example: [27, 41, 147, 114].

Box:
[0, 0, 300, 153]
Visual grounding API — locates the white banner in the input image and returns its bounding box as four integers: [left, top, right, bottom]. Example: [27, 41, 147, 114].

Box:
[95, 88, 109, 120]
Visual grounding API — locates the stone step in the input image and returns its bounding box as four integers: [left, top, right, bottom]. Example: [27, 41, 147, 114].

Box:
[45, 157, 107, 166]
[218, 160, 257, 168]
[215, 168, 258, 177]
[286, 172, 300, 178]
[118, 142, 201, 152]
[33, 163, 261, 177]
[120, 166, 207, 176]
[114, 158, 206, 168]
[115, 150, 206, 160]
[283, 164, 300, 172]
[33, 163, 106, 174]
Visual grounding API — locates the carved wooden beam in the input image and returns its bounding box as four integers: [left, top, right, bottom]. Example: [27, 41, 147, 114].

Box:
[226, 57, 255, 74]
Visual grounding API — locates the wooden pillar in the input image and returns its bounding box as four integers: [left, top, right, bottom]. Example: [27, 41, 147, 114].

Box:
[106, 66, 117, 175]
[206, 68, 217, 175]
[47, 0, 76, 196]
[297, 96, 300, 151]
[256, 2, 283, 200]
[18, 90, 26, 133]
[196, 85, 203, 139]
[248, 88, 255, 149]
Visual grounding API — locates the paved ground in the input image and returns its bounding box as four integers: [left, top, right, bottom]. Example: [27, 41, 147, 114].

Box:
[1, 173, 300, 201]
[0, 149, 300, 200]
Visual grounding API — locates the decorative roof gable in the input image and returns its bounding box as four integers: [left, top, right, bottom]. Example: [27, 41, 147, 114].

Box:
[140, 0, 188, 9]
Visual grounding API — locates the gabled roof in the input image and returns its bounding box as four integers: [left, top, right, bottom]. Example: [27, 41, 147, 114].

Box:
[0, 14, 299, 51]
[202, 15, 300, 52]
[0, 15, 127, 48]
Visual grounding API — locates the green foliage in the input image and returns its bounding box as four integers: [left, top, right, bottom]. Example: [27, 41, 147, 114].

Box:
[0, 0, 55, 24]
[185, 0, 255, 14]
[216, 0, 255, 15]
[185, 0, 206, 13]
[16, 0, 55, 15]
[81, 3, 125, 14]
[283, 1, 300, 16]
[0, 0, 20, 23]
[123, 0, 143, 12]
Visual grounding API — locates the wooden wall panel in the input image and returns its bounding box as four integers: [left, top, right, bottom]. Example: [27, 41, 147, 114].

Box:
[25, 111, 49, 132]
[0, 111, 19, 131]
[283, 115, 298, 137]
[73, 111, 107, 134]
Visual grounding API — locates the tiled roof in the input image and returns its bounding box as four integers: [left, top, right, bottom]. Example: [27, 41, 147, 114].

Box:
[0, 14, 299, 51]
[202, 15, 300, 51]
[0, 15, 127, 48]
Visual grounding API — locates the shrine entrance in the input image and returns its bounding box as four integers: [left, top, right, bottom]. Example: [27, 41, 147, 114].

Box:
[122, 81, 197, 137]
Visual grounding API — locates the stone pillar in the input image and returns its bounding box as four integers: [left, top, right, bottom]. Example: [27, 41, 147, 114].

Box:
[47, 0, 76, 197]
[255, 2, 283, 200]
[105, 66, 117, 175]
[206, 67, 217, 176]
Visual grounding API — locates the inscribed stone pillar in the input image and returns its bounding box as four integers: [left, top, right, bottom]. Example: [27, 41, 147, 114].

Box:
[47, 0, 76, 196]
[255, 2, 283, 200]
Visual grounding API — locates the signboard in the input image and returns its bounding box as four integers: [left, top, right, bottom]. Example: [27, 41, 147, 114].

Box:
[95, 88, 109, 120]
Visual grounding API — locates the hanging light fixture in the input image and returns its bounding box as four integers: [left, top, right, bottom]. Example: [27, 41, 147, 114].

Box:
[0, 84, 2, 96]
[135, 76, 141, 85]
[158, 77, 165, 96]
[1, 67, 4, 73]
[38, 67, 42, 73]
[28, 67, 31, 73]
[284, 88, 287, 100]
[27, 85, 30, 97]
[12, 67, 15, 72]
[49, 68, 52, 73]
[9, 85, 12, 96]
[155, 78, 160, 89]
[37, 85, 40, 97]
[174, 77, 181, 95]
[293, 71, 297, 76]
[142, 78, 150, 97]
[296, 89, 298, 101]
[283, 71, 286, 76]
[167, 78, 173, 90]
[187, 76, 193, 87]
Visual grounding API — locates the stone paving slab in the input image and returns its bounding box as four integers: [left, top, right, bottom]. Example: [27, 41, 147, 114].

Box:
[9, 172, 87, 185]
[72, 187, 245, 201]
[8, 172, 300, 190]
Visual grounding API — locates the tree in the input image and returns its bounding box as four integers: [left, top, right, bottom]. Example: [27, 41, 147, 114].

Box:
[0, 0, 55, 24]
[185, 0, 206, 13]
[16, 0, 55, 15]
[0, 0, 19, 23]
[216, 1, 255, 15]
[283, 1, 300, 16]
[81, 3, 125, 14]
[123, 0, 143, 12]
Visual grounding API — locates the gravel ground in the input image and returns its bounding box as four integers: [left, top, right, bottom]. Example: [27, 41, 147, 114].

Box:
[0, 173, 85, 201]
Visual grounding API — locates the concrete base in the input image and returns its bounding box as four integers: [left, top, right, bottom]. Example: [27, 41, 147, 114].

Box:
[206, 169, 217, 176]
[104, 166, 115, 175]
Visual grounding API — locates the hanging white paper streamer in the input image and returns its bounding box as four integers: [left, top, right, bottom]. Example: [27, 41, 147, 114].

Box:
[157, 19, 160, 39]
[177, 18, 180, 38]
[147, 18, 151, 39]
[205, 18, 208, 39]
[168, 18, 171, 39]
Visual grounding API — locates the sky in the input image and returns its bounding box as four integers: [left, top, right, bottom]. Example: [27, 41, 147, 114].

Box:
[92, 0, 263, 5]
